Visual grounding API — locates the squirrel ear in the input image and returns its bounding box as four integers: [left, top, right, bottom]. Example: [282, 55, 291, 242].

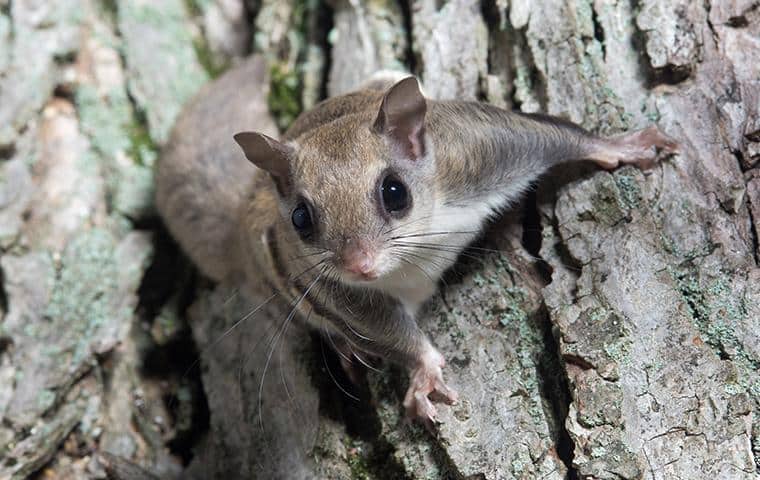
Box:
[372, 77, 427, 160]
[233, 132, 293, 178]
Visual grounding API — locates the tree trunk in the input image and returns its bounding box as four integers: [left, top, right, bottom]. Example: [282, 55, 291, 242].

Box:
[0, 0, 757, 479]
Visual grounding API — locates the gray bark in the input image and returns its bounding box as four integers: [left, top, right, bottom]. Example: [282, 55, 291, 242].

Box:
[0, 0, 757, 479]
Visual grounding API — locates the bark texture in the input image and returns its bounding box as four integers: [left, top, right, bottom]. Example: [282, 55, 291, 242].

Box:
[0, 0, 758, 479]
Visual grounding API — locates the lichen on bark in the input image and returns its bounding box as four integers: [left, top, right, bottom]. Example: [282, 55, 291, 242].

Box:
[1, 0, 758, 478]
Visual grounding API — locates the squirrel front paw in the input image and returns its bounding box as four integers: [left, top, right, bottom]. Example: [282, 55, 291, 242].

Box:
[402, 347, 458, 427]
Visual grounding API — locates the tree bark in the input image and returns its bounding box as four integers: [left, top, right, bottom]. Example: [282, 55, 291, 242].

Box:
[0, 0, 757, 479]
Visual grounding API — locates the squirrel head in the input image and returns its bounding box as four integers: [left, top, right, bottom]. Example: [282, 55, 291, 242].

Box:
[235, 78, 453, 287]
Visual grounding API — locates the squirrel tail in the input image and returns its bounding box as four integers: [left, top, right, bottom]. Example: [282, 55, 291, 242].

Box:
[156, 55, 278, 282]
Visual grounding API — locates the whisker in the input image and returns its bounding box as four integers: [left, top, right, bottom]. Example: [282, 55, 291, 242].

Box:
[396, 237, 584, 273]
[340, 313, 374, 342]
[179, 291, 278, 389]
[349, 348, 381, 373]
[397, 256, 437, 286]
[292, 257, 331, 279]
[184, 254, 332, 388]
[390, 230, 479, 241]
[381, 207, 485, 236]
[258, 268, 325, 433]
[393, 245, 457, 266]
[394, 248, 452, 288]
[382, 213, 435, 236]
[393, 241, 485, 264]
[222, 288, 240, 306]
[312, 271, 351, 355]
[319, 325, 360, 401]
[322, 270, 375, 343]
[287, 249, 329, 262]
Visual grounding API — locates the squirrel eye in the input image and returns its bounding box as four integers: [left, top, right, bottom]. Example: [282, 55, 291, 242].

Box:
[291, 203, 313, 235]
[380, 175, 410, 215]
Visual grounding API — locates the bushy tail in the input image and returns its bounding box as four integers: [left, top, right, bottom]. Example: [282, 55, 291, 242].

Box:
[156, 56, 278, 281]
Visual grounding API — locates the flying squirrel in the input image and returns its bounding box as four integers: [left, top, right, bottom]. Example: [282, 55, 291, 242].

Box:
[156, 56, 679, 426]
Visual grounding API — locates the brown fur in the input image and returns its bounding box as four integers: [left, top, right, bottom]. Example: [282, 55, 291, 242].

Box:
[156, 61, 678, 422]
[156, 56, 278, 281]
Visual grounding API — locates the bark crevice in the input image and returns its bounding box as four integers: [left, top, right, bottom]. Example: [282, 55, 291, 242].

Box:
[3, 0, 758, 478]
[534, 306, 579, 480]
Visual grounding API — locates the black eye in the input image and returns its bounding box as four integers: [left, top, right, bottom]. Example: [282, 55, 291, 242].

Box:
[380, 175, 410, 215]
[291, 203, 313, 235]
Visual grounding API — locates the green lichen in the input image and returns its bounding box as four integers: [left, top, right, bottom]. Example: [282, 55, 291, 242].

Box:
[75, 85, 131, 157]
[497, 286, 528, 327]
[151, 306, 182, 345]
[513, 64, 535, 107]
[591, 445, 608, 458]
[74, 83, 156, 219]
[614, 169, 642, 210]
[660, 232, 715, 262]
[37, 388, 56, 411]
[45, 229, 121, 366]
[604, 337, 632, 364]
[725, 382, 745, 396]
[119, 0, 209, 143]
[493, 253, 516, 277]
[511, 455, 528, 475]
[671, 268, 757, 395]
[501, 304, 549, 429]
[641, 99, 661, 123]
[645, 359, 664, 374]
[588, 306, 610, 323]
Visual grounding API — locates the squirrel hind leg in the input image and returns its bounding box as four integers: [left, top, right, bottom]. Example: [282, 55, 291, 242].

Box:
[586, 126, 681, 171]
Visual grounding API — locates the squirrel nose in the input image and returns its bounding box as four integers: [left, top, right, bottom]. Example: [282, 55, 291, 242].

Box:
[340, 239, 376, 278]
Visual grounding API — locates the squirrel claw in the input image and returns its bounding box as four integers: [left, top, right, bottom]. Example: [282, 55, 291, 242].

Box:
[402, 347, 458, 425]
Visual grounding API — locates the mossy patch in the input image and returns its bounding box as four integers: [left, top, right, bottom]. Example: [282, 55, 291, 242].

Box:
[126, 116, 158, 168]
[268, 62, 302, 131]
[258, 0, 322, 131]
[184, 0, 229, 78]
[192, 37, 228, 79]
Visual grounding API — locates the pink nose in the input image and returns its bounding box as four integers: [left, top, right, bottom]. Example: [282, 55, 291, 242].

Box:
[341, 239, 376, 278]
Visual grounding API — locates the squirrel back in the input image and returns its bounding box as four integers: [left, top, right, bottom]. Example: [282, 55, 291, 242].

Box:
[156, 55, 278, 281]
